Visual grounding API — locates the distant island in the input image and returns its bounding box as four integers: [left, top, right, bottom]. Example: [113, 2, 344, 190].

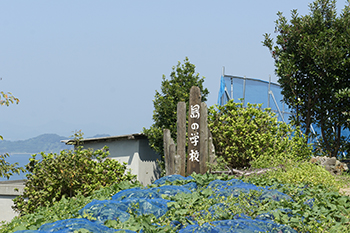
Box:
[0, 133, 111, 154]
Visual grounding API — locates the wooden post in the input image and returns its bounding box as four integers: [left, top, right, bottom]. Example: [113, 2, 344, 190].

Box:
[199, 102, 208, 174]
[169, 143, 175, 175]
[187, 86, 201, 175]
[174, 154, 181, 174]
[163, 129, 171, 176]
[177, 102, 186, 176]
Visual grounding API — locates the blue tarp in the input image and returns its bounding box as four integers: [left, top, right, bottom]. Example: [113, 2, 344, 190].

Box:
[217, 74, 350, 156]
[207, 178, 293, 202]
[79, 198, 173, 223]
[111, 185, 192, 201]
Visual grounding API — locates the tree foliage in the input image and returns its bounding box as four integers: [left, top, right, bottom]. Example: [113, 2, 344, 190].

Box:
[208, 100, 312, 169]
[143, 57, 209, 156]
[0, 91, 23, 179]
[0, 91, 19, 141]
[13, 145, 136, 214]
[0, 153, 25, 179]
[263, 0, 350, 157]
[0, 91, 19, 107]
[335, 87, 350, 125]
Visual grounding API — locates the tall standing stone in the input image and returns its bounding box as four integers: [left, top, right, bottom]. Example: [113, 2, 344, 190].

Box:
[187, 86, 201, 175]
[177, 102, 186, 176]
[199, 102, 208, 174]
[163, 129, 174, 176]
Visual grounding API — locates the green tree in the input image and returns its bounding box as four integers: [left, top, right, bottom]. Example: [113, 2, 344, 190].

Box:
[263, 0, 350, 157]
[208, 100, 312, 169]
[335, 87, 350, 125]
[335, 87, 350, 154]
[0, 91, 23, 179]
[143, 57, 209, 157]
[13, 143, 136, 214]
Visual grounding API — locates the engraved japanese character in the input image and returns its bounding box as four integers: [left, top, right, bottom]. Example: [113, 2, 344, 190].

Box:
[191, 123, 199, 130]
[190, 104, 200, 119]
[189, 150, 200, 162]
[189, 132, 199, 146]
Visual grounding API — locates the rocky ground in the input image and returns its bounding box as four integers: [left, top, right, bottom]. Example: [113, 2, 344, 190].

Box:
[337, 174, 350, 196]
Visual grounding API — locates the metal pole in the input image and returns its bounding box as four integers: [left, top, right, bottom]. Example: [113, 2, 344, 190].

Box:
[231, 78, 233, 100]
[243, 76, 246, 106]
[269, 90, 285, 123]
[268, 75, 271, 108]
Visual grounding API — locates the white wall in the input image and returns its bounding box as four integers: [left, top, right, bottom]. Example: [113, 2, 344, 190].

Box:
[0, 136, 161, 223]
[0, 181, 24, 224]
[81, 137, 160, 185]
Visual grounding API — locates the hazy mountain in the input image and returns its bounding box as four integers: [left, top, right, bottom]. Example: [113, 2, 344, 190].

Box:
[89, 134, 111, 138]
[0, 134, 73, 154]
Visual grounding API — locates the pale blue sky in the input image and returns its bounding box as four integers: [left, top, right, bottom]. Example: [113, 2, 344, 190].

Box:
[1, 0, 348, 140]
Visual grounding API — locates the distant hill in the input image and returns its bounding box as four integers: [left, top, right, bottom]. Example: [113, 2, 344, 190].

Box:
[0, 134, 73, 154]
[88, 134, 111, 138]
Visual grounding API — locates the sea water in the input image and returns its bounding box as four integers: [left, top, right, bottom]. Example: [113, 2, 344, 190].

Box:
[0, 153, 37, 181]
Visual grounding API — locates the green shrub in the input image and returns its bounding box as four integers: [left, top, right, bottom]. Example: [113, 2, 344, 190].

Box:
[246, 160, 341, 192]
[208, 100, 312, 169]
[13, 146, 136, 214]
[272, 161, 340, 191]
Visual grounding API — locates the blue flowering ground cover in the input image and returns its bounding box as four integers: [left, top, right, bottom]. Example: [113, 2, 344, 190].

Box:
[14, 175, 299, 233]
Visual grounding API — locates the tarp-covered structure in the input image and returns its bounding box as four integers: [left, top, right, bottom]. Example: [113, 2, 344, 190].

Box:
[217, 74, 292, 124]
[15, 175, 300, 233]
[217, 74, 350, 156]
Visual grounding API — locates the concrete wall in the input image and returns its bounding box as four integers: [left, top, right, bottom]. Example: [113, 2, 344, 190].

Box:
[0, 180, 25, 224]
[137, 139, 162, 184]
[81, 136, 161, 185]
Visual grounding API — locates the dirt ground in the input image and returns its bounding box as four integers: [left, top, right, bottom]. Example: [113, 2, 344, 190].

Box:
[336, 174, 350, 196]
[338, 175, 350, 196]
[339, 187, 350, 196]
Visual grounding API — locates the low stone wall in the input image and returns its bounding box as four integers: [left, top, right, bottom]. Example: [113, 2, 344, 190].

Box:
[310, 156, 349, 175]
[0, 180, 25, 224]
[341, 159, 350, 172]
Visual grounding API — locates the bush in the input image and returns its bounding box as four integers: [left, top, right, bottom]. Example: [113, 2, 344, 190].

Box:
[246, 160, 341, 192]
[208, 100, 312, 169]
[13, 146, 136, 214]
